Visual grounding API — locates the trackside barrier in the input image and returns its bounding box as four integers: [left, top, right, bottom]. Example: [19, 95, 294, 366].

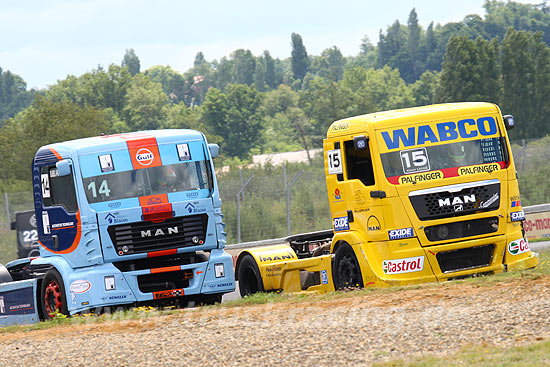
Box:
[524, 204, 550, 240]
[0, 279, 39, 327]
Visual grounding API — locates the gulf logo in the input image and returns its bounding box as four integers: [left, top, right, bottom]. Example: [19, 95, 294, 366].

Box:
[136, 148, 154, 166]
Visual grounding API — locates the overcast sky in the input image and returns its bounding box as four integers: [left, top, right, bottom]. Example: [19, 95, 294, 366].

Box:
[0, 0, 539, 89]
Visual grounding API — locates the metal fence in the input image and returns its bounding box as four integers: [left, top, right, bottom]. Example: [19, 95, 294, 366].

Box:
[1, 137, 550, 242]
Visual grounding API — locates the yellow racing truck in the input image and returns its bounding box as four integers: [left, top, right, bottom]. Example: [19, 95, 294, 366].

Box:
[235, 102, 538, 296]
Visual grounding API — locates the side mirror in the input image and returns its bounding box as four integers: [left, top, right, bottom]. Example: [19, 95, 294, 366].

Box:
[208, 144, 220, 158]
[503, 115, 514, 130]
[56, 160, 71, 177]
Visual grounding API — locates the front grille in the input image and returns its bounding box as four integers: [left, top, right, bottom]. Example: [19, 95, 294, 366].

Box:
[424, 217, 499, 242]
[410, 181, 500, 220]
[108, 214, 207, 255]
[138, 270, 193, 293]
[437, 244, 494, 273]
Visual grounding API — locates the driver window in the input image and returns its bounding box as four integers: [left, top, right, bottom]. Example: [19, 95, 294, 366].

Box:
[40, 165, 78, 213]
[344, 140, 375, 186]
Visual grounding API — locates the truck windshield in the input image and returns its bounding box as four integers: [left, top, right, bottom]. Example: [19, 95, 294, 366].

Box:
[82, 161, 211, 204]
[380, 137, 507, 181]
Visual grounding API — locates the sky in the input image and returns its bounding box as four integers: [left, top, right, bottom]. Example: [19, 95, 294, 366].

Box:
[0, 0, 540, 89]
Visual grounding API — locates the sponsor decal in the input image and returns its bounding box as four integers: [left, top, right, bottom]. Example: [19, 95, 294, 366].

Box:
[321, 270, 328, 284]
[81, 301, 89, 306]
[329, 121, 350, 132]
[184, 202, 206, 214]
[42, 211, 50, 234]
[398, 170, 443, 185]
[51, 221, 75, 229]
[104, 212, 128, 224]
[511, 200, 521, 208]
[334, 188, 342, 200]
[108, 295, 127, 300]
[259, 250, 296, 262]
[438, 194, 476, 207]
[108, 201, 122, 208]
[382, 256, 425, 274]
[458, 163, 500, 176]
[508, 238, 530, 255]
[153, 289, 184, 299]
[185, 203, 195, 213]
[354, 190, 366, 206]
[177, 143, 191, 161]
[98, 154, 114, 172]
[510, 210, 525, 222]
[480, 193, 499, 209]
[388, 227, 414, 240]
[367, 216, 381, 231]
[70, 280, 92, 294]
[216, 282, 233, 288]
[186, 192, 199, 198]
[380, 116, 498, 151]
[135, 148, 154, 166]
[333, 216, 350, 231]
[0, 287, 35, 315]
[354, 208, 370, 213]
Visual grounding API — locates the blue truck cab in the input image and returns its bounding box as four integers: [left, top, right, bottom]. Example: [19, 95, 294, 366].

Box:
[4, 130, 234, 318]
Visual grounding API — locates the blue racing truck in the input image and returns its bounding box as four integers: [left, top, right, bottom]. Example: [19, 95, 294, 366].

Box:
[0, 130, 235, 322]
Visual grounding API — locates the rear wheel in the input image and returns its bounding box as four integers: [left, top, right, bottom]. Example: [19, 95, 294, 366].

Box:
[40, 269, 68, 319]
[333, 243, 363, 290]
[237, 254, 264, 297]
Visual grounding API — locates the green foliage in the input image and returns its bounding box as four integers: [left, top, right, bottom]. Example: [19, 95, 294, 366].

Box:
[0, 95, 111, 180]
[121, 48, 141, 76]
[201, 84, 264, 158]
[501, 29, 550, 139]
[123, 74, 169, 130]
[291, 33, 310, 81]
[0, 68, 37, 125]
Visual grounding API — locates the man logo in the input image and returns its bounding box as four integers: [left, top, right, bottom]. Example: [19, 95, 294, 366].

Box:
[454, 204, 463, 212]
[438, 194, 475, 207]
[141, 226, 179, 238]
[136, 148, 154, 166]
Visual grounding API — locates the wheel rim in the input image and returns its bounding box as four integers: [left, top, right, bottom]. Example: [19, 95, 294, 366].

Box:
[338, 253, 361, 288]
[44, 280, 63, 317]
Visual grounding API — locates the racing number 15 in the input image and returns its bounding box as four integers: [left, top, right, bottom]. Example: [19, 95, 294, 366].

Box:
[327, 149, 343, 175]
[400, 148, 429, 174]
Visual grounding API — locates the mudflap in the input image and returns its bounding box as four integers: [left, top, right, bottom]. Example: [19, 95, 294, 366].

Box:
[0, 279, 40, 326]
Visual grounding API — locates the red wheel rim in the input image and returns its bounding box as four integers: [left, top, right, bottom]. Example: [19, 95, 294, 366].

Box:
[44, 280, 63, 317]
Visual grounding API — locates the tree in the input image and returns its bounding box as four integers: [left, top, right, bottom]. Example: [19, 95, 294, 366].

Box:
[194, 52, 206, 68]
[254, 57, 267, 92]
[263, 50, 277, 89]
[145, 65, 186, 103]
[123, 74, 169, 130]
[230, 49, 256, 86]
[435, 36, 501, 103]
[201, 85, 265, 158]
[122, 48, 140, 76]
[0, 95, 110, 180]
[291, 33, 310, 80]
[407, 8, 424, 83]
[410, 70, 439, 106]
[316, 46, 346, 82]
[0, 68, 36, 124]
[501, 29, 550, 139]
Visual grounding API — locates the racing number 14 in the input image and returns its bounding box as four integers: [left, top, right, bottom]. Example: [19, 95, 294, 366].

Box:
[87, 180, 111, 198]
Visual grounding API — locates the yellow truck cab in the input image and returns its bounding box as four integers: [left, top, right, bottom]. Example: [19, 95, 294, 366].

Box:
[236, 103, 538, 295]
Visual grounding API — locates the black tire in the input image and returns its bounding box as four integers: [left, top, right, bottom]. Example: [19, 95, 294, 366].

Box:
[237, 254, 264, 297]
[332, 243, 364, 290]
[196, 293, 223, 306]
[40, 269, 68, 319]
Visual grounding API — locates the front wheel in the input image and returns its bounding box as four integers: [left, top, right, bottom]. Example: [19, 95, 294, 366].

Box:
[237, 254, 264, 297]
[332, 243, 363, 290]
[40, 269, 68, 319]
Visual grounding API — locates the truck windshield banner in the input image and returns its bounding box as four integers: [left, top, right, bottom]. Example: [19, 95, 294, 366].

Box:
[377, 116, 506, 184]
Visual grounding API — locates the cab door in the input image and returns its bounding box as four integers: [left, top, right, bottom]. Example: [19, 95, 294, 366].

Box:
[35, 160, 80, 254]
[326, 137, 386, 240]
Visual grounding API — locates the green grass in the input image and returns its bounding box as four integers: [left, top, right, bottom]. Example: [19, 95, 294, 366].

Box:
[375, 340, 550, 367]
[0, 229, 17, 265]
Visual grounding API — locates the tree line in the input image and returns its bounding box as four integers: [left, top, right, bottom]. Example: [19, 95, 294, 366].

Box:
[1, 0, 550, 186]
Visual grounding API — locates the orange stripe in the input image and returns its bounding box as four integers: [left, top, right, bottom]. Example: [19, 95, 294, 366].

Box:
[147, 249, 177, 258]
[150, 266, 181, 274]
[48, 147, 63, 160]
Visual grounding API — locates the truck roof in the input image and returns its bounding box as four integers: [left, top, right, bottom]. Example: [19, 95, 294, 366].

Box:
[35, 129, 205, 161]
[326, 102, 500, 138]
